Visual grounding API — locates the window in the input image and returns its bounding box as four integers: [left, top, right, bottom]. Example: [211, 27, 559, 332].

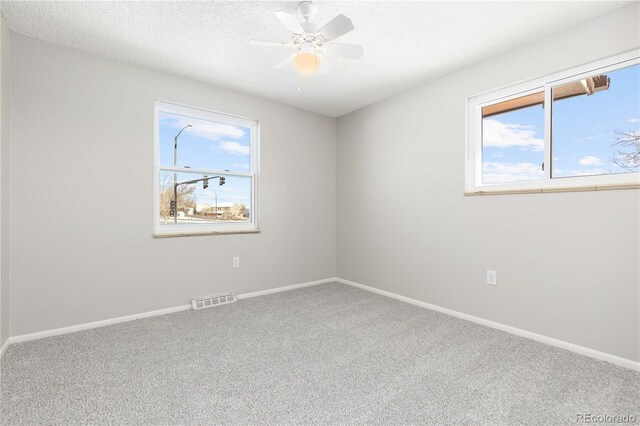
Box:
[467, 51, 640, 194]
[154, 102, 259, 236]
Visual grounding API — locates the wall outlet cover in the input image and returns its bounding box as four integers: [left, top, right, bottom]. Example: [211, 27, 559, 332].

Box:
[487, 270, 497, 286]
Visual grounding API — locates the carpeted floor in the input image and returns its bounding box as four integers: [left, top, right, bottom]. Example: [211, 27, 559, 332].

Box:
[1, 282, 638, 425]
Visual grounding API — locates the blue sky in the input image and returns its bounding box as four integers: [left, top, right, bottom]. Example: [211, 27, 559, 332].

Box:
[159, 111, 251, 173]
[159, 111, 252, 210]
[482, 103, 545, 183]
[482, 64, 640, 184]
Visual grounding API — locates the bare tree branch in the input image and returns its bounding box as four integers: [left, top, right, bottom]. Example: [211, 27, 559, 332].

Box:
[611, 130, 640, 172]
[159, 175, 196, 224]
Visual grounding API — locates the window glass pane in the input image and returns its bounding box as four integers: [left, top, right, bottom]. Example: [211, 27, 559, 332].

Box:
[481, 92, 545, 184]
[552, 64, 640, 178]
[158, 111, 251, 173]
[158, 171, 251, 225]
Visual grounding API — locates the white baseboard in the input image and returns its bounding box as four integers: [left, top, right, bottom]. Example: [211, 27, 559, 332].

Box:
[237, 277, 335, 300]
[5, 277, 336, 349]
[8, 277, 634, 371]
[0, 337, 9, 359]
[9, 304, 192, 345]
[336, 278, 640, 371]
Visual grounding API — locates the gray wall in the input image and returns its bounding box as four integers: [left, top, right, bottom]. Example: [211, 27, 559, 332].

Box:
[4, 4, 639, 365]
[336, 4, 640, 362]
[0, 18, 10, 348]
[9, 34, 336, 336]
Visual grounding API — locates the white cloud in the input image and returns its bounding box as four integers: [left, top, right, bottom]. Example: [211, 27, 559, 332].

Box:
[482, 119, 544, 151]
[629, 118, 639, 123]
[578, 156, 602, 166]
[482, 161, 543, 183]
[160, 114, 245, 140]
[215, 141, 250, 156]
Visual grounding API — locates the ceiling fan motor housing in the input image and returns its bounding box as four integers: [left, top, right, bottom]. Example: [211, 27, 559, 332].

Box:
[297, 1, 318, 22]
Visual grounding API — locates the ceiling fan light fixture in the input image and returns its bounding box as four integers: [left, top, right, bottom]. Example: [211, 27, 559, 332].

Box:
[252, 3, 362, 84]
[294, 52, 319, 76]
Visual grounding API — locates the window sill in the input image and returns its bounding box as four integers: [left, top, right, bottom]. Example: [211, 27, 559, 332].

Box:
[153, 229, 261, 239]
[464, 183, 640, 196]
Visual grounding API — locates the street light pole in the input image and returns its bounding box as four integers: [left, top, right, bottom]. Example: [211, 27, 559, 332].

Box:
[173, 124, 192, 223]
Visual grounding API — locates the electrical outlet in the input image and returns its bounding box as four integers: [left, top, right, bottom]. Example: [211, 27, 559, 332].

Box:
[487, 270, 497, 286]
[233, 257, 240, 268]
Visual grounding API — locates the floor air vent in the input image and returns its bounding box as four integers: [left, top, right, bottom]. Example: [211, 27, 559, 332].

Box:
[192, 292, 237, 310]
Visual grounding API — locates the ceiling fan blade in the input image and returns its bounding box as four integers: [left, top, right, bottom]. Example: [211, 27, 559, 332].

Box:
[326, 43, 363, 60]
[319, 14, 354, 41]
[315, 53, 334, 76]
[273, 54, 295, 70]
[249, 40, 287, 47]
[274, 11, 304, 34]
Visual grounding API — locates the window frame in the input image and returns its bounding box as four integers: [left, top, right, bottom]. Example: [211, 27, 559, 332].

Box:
[153, 101, 259, 236]
[466, 50, 640, 195]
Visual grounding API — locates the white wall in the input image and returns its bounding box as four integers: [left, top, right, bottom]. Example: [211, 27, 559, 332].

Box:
[0, 18, 10, 349]
[337, 4, 640, 362]
[9, 34, 336, 336]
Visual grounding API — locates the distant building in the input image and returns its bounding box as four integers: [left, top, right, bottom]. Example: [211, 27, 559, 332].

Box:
[196, 202, 249, 220]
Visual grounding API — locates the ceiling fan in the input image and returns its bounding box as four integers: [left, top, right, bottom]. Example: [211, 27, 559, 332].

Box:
[250, 1, 363, 78]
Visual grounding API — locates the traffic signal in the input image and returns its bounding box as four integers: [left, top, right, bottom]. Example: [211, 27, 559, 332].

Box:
[219, 176, 225, 186]
[203, 175, 209, 189]
[169, 200, 176, 216]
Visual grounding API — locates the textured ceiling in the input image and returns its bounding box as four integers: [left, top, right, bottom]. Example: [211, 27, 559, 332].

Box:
[0, 1, 633, 117]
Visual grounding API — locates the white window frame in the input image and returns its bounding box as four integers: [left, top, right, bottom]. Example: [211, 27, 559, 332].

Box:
[466, 50, 640, 195]
[153, 101, 259, 236]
